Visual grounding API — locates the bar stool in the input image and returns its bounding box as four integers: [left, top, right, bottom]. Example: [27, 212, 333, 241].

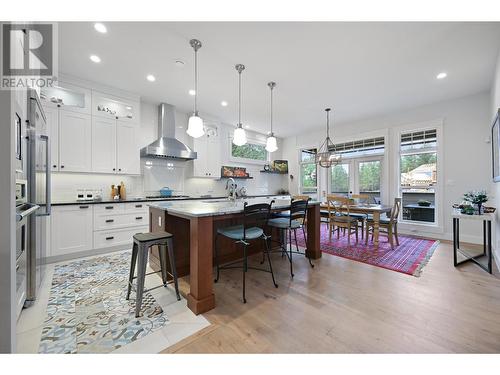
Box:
[266, 199, 314, 278]
[126, 231, 180, 318]
[214, 202, 278, 304]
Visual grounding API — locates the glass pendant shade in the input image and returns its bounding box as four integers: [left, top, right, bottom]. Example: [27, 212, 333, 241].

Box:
[233, 125, 247, 146]
[266, 134, 278, 152]
[187, 39, 205, 138]
[266, 81, 278, 153]
[187, 114, 204, 138]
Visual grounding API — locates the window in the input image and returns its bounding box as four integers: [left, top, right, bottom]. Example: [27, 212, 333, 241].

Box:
[329, 137, 384, 202]
[400, 129, 437, 224]
[358, 160, 381, 203]
[300, 148, 317, 194]
[231, 141, 267, 163]
[330, 164, 349, 195]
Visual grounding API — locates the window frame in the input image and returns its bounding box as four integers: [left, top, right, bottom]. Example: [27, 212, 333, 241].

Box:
[299, 147, 319, 195]
[393, 120, 444, 233]
[229, 136, 270, 165]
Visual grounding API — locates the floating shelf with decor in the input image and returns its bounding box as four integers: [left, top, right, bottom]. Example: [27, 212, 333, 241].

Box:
[220, 166, 253, 179]
[220, 175, 253, 179]
[259, 170, 287, 175]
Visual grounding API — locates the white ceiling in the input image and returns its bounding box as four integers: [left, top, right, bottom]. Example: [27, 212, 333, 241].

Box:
[59, 22, 500, 138]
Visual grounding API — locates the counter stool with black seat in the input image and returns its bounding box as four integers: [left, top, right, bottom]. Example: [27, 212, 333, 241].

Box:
[214, 202, 278, 304]
[126, 231, 181, 318]
[266, 199, 314, 278]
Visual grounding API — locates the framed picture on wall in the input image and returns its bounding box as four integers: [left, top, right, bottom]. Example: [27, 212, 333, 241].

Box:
[492, 109, 500, 182]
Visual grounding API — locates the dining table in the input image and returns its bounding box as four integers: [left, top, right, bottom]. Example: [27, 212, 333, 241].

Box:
[320, 203, 393, 249]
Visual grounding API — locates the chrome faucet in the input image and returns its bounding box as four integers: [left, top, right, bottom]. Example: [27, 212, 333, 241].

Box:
[225, 178, 237, 201]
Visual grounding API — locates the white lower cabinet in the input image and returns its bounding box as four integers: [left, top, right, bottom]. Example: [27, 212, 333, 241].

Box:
[93, 226, 148, 249]
[50, 205, 93, 257]
[49, 203, 150, 260]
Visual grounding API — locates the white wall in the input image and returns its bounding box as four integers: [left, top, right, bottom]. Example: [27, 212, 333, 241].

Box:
[283, 91, 492, 243]
[490, 51, 500, 267]
[51, 100, 288, 201]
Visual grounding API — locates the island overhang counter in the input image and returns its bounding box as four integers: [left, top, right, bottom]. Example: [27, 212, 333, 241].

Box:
[147, 197, 321, 315]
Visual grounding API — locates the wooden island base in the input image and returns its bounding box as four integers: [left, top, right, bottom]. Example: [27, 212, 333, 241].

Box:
[149, 203, 321, 315]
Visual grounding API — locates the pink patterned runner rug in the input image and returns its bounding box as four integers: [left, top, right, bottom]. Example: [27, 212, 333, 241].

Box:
[295, 224, 438, 276]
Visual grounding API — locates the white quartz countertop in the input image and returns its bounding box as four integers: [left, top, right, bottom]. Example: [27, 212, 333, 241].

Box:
[148, 196, 319, 217]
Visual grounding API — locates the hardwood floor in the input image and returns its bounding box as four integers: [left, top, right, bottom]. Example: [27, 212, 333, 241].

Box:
[161, 239, 500, 353]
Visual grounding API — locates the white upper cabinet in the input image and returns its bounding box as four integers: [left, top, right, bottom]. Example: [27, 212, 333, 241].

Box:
[40, 82, 91, 114]
[116, 121, 140, 175]
[193, 125, 221, 178]
[59, 111, 92, 172]
[92, 91, 139, 123]
[92, 117, 117, 173]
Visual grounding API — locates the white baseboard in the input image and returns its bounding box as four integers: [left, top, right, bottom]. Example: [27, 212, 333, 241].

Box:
[46, 244, 131, 264]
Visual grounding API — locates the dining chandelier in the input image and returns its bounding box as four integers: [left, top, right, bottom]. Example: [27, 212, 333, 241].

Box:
[315, 108, 342, 168]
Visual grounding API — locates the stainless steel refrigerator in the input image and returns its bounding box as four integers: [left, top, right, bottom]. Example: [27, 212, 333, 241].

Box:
[25, 89, 51, 306]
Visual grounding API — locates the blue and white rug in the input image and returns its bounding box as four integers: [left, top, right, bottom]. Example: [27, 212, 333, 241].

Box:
[38, 251, 170, 353]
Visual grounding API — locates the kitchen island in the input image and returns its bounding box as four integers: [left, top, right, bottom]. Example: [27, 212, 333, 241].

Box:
[148, 197, 321, 314]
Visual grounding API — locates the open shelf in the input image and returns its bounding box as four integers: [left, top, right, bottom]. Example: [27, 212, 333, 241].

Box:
[219, 175, 253, 179]
[259, 170, 288, 175]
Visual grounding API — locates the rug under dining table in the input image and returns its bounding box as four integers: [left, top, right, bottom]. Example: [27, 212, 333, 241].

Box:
[294, 224, 439, 276]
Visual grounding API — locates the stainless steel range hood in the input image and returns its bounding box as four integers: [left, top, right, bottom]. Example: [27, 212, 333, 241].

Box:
[140, 103, 197, 160]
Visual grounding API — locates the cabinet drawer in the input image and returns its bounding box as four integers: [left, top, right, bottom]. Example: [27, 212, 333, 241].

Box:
[93, 226, 148, 249]
[94, 203, 125, 213]
[124, 202, 149, 212]
[94, 212, 149, 230]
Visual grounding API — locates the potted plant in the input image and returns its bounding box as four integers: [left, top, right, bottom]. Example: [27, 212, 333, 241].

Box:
[463, 190, 488, 215]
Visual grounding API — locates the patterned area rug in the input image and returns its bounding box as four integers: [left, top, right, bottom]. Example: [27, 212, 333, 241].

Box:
[38, 251, 169, 353]
[295, 224, 438, 276]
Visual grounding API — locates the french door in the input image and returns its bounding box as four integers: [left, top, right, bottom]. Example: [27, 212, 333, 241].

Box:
[329, 157, 382, 204]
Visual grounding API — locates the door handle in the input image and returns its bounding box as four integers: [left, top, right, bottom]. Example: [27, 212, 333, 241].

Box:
[37, 135, 51, 216]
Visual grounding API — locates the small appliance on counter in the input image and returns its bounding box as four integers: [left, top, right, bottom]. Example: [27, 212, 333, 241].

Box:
[76, 189, 103, 201]
[160, 186, 173, 197]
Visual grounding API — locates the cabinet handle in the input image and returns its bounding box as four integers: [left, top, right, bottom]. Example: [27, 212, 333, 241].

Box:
[118, 168, 122, 172]
[53, 165, 57, 168]
[79, 205, 89, 209]
[60, 165, 64, 168]
[105, 236, 114, 240]
[105, 206, 114, 210]
[135, 216, 143, 220]
[135, 204, 143, 208]
[113, 168, 116, 171]
[105, 219, 114, 223]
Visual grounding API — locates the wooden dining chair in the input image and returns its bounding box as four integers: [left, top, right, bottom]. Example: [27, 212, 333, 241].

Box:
[350, 194, 370, 239]
[326, 194, 358, 246]
[365, 197, 402, 249]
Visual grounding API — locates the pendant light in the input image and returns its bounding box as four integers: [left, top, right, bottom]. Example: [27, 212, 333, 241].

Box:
[186, 39, 205, 138]
[265, 81, 278, 153]
[233, 64, 247, 146]
[315, 108, 342, 168]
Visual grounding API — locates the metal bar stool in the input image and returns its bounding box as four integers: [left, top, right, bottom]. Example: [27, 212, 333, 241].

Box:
[126, 231, 181, 318]
[214, 201, 278, 304]
[266, 198, 314, 278]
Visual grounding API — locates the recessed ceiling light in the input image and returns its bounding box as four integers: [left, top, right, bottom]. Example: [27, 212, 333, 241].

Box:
[94, 23, 107, 34]
[436, 72, 447, 80]
[221, 101, 228, 107]
[244, 125, 251, 129]
[146, 74, 156, 82]
[174, 59, 185, 67]
[188, 89, 196, 96]
[89, 54, 101, 63]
